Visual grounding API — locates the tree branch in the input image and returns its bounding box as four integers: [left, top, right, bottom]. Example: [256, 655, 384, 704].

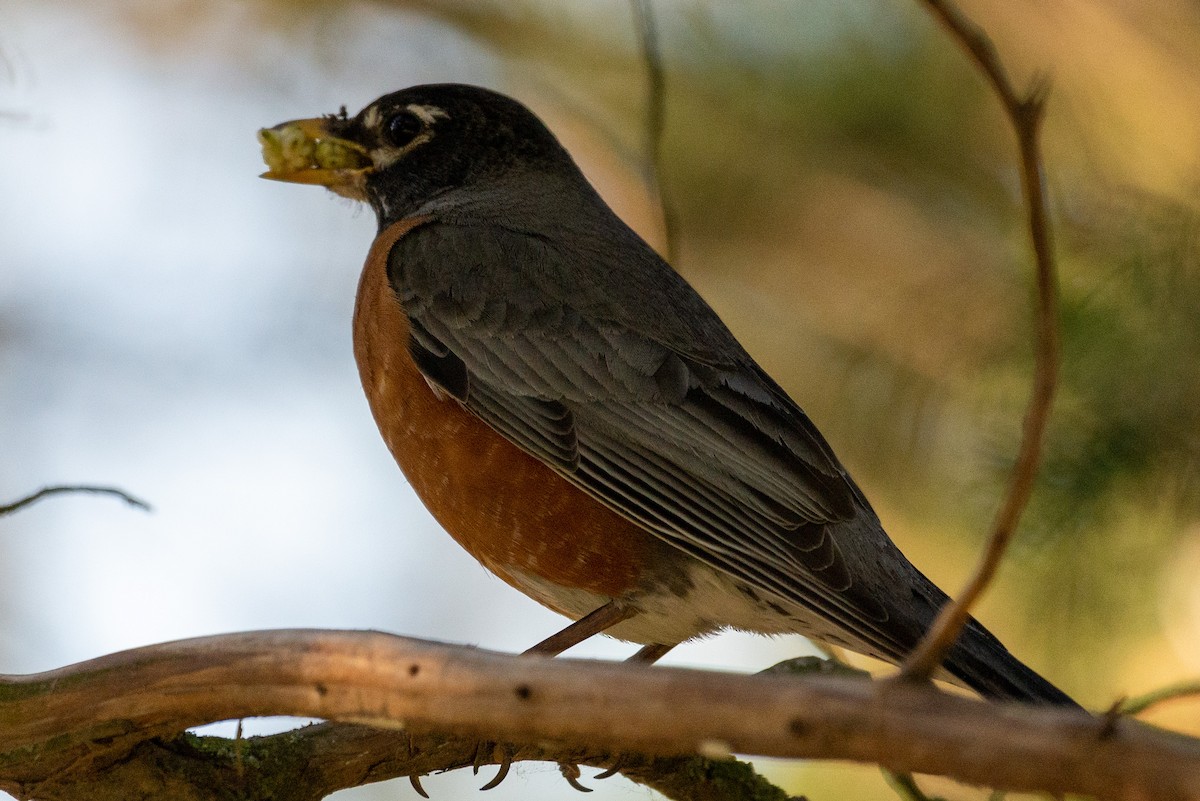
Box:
[899, 0, 1062, 683]
[0, 630, 1196, 801]
[630, 0, 677, 261]
[0, 485, 151, 517]
[1120, 679, 1200, 717]
[21, 724, 783, 801]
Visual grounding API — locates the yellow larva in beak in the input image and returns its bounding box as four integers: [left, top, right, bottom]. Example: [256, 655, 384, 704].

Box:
[258, 117, 373, 196]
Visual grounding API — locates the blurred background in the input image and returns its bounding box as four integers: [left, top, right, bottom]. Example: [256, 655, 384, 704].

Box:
[2, 0, 1199, 798]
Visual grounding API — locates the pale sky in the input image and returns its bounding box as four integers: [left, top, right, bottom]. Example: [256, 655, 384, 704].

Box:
[0, 2, 818, 798]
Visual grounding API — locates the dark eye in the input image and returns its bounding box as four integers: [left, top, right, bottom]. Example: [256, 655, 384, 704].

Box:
[384, 111, 423, 148]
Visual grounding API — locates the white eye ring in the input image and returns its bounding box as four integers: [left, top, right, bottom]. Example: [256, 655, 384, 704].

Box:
[406, 104, 449, 125]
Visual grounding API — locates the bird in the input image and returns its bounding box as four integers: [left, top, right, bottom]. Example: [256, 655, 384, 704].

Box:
[259, 82, 1076, 705]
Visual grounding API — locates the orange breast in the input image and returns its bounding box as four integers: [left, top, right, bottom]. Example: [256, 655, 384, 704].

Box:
[351, 217, 656, 606]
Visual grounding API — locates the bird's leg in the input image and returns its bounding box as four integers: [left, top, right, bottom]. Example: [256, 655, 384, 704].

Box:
[523, 608, 670, 786]
[627, 643, 674, 663]
[577, 642, 675, 782]
[523, 601, 636, 656]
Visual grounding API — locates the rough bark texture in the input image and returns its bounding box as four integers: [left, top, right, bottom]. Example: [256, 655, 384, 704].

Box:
[0, 629, 1196, 801]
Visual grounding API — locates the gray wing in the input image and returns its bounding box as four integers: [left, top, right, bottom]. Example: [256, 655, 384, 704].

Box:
[392, 221, 912, 657]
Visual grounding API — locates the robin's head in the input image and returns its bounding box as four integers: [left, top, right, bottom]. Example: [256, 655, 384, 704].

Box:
[259, 84, 578, 227]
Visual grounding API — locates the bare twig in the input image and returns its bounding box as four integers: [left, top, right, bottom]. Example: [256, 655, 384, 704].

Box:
[1119, 679, 1200, 717]
[899, 0, 1061, 684]
[0, 485, 151, 517]
[884, 770, 946, 801]
[630, 0, 677, 261]
[0, 629, 1194, 801]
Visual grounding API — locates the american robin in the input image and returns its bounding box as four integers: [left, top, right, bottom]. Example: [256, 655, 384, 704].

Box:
[260, 83, 1075, 705]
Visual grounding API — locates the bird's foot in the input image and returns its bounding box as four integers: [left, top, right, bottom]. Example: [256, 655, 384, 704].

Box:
[593, 752, 627, 779]
[473, 741, 514, 791]
[558, 762, 593, 793]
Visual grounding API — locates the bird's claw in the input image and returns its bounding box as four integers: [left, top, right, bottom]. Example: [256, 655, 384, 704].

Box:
[473, 741, 514, 791]
[593, 753, 626, 779]
[479, 745, 514, 791]
[559, 762, 593, 793]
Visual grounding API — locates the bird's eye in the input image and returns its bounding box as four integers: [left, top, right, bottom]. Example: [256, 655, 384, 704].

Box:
[384, 111, 424, 148]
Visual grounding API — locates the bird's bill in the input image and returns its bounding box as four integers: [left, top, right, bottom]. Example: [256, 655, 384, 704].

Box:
[257, 117, 373, 194]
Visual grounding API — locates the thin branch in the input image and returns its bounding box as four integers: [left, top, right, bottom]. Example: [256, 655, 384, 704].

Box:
[1120, 679, 1200, 716]
[899, 0, 1061, 683]
[631, 0, 678, 261]
[0, 629, 1195, 801]
[884, 771, 946, 801]
[0, 485, 151, 517]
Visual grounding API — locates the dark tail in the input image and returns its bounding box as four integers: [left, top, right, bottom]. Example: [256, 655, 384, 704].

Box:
[943, 618, 1080, 707]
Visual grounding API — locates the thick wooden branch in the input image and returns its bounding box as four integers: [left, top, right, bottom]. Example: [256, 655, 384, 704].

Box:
[20, 724, 781, 801]
[1, 630, 1197, 801]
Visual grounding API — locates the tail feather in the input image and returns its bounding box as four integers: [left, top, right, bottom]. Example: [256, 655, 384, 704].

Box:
[943, 619, 1080, 707]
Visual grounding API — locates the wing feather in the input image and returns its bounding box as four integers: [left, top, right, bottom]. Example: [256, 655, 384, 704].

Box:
[391, 221, 911, 654]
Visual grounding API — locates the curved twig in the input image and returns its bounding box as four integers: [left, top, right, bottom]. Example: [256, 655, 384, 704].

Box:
[630, 0, 677, 261]
[0, 485, 151, 517]
[1120, 679, 1200, 717]
[899, 0, 1062, 684]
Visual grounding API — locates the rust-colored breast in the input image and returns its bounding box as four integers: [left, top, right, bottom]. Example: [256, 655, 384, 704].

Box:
[352, 217, 655, 606]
